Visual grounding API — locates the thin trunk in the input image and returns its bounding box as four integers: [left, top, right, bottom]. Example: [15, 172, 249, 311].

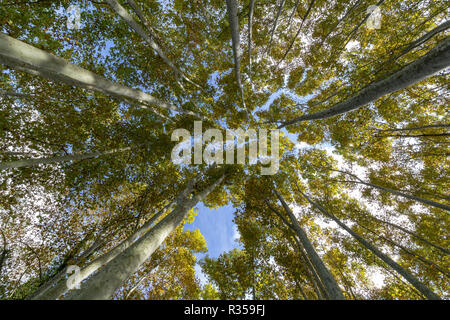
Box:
[279, 37, 450, 128]
[375, 133, 449, 138]
[392, 20, 450, 64]
[291, 236, 327, 300]
[286, 0, 301, 34]
[35, 201, 173, 300]
[358, 223, 450, 278]
[294, 279, 308, 300]
[0, 146, 132, 170]
[375, 124, 450, 132]
[276, 0, 315, 68]
[125, 262, 159, 299]
[64, 173, 225, 299]
[267, 200, 327, 300]
[319, 166, 450, 212]
[341, 0, 385, 49]
[266, 0, 286, 55]
[350, 180, 450, 212]
[126, 0, 163, 44]
[0, 230, 7, 276]
[272, 190, 345, 300]
[105, 0, 178, 77]
[317, 0, 362, 49]
[299, 190, 441, 300]
[248, 0, 255, 83]
[107, 0, 199, 89]
[29, 237, 104, 300]
[0, 33, 202, 119]
[368, 215, 449, 255]
[250, 248, 256, 300]
[226, 0, 247, 113]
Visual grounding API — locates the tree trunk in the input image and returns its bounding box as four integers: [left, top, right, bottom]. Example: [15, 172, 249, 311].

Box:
[0, 33, 202, 119]
[34, 201, 173, 300]
[276, 0, 315, 68]
[266, 0, 286, 55]
[324, 167, 450, 212]
[299, 191, 441, 300]
[105, 0, 184, 82]
[367, 215, 449, 255]
[273, 190, 345, 300]
[248, 0, 255, 83]
[266, 200, 328, 299]
[0, 147, 132, 170]
[64, 173, 225, 299]
[28, 237, 104, 300]
[291, 235, 327, 299]
[279, 36, 450, 128]
[225, 0, 247, 113]
[352, 180, 450, 212]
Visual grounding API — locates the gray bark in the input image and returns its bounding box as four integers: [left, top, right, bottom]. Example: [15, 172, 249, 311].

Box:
[352, 180, 450, 212]
[0, 33, 202, 119]
[106, 0, 196, 87]
[225, 0, 247, 113]
[248, 0, 255, 82]
[64, 173, 225, 299]
[290, 236, 327, 299]
[396, 20, 450, 60]
[367, 215, 449, 255]
[273, 190, 345, 300]
[286, 0, 301, 33]
[266, 200, 326, 299]
[321, 167, 450, 212]
[279, 36, 450, 128]
[300, 191, 441, 300]
[0, 147, 131, 170]
[35, 201, 173, 300]
[266, 0, 286, 55]
[29, 238, 104, 300]
[376, 124, 450, 132]
[276, 0, 315, 68]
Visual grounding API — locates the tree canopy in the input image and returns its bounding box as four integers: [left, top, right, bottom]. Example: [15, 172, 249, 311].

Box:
[0, 0, 448, 300]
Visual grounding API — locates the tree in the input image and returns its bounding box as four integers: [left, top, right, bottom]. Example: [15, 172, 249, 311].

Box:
[0, 0, 448, 300]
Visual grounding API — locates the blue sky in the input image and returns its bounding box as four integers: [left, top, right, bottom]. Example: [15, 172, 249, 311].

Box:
[182, 80, 314, 285]
[185, 203, 242, 284]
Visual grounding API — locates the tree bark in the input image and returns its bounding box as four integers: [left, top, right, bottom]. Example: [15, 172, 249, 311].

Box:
[276, 0, 315, 68]
[299, 190, 441, 300]
[279, 36, 450, 128]
[34, 201, 173, 300]
[0, 33, 203, 119]
[272, 190, 345, 300]
[64, 173, 225, 299]
[351, 180, 450, 212]
[248, 0, 255, 83]
[266, 0, 286, 55]
[266, 200, 327, 299]
[106, 0, 193, 86]
[0, 147, 132, 170]
[226, 0, 247, 113]
[367, 215, 449, 255]
[28, 237, 104, 300]
[290, 235, 327, 299]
